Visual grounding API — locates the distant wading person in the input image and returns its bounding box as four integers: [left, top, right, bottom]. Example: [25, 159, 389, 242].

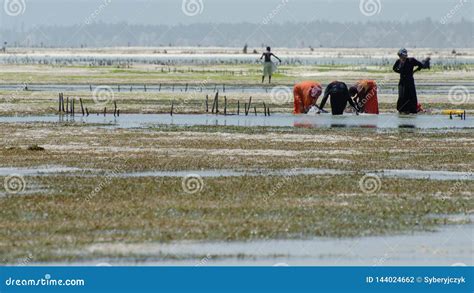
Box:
[393, 48, 427, 114]
[349, 80, 379, 114]
[319, 81, 358, 115]
[293, 81, 323, 114]
[260, 47, 281, 84]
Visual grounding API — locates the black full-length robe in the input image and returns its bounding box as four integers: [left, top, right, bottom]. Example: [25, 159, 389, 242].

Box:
[393, 58, 423, 114]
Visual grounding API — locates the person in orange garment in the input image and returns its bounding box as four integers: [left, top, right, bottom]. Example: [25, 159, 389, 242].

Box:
[349, 80, 379, 114]
[293, 81, 323, 114]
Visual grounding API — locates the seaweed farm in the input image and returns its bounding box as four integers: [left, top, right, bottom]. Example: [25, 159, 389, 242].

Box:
[0, 47, 472, 266]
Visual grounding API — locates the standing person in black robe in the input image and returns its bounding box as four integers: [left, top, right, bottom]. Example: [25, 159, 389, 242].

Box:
[393, 48, 425, 114]
[318, 81, 359, 115]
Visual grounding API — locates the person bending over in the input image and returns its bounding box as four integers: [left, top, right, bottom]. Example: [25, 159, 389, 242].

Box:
[349, 80, 379, 114]
[319, 81, 358, 115]
[293, 81, 323, 114]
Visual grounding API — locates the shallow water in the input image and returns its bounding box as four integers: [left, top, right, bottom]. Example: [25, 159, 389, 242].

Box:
[1, 166, 471, 181]
[0, 113, 471, 129]
[0, 165, 84, 176]
[51, 216, 473, 266]
[1, 83, 472, 95]
[377, 169, 474, 181]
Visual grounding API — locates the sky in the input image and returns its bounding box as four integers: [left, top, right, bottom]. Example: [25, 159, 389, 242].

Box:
[0, 0, 472, 29]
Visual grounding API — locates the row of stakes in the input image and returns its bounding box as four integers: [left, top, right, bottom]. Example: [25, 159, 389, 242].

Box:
[58, 91, 466, 120]
[170, 92, 271, 117]
[87, 84, 275, 93]
[58, 93, 120, 117]
[449, 111, 467, 120]
[58, 91, 270, 117]
[89, 84, 227, 93]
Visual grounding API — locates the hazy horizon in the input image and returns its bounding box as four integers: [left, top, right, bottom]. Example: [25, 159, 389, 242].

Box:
[0, 0, 472, 48]
[0, 0, 472, 29]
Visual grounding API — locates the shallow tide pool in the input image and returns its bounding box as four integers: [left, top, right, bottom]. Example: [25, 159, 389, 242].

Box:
[0, 113, 471, 129]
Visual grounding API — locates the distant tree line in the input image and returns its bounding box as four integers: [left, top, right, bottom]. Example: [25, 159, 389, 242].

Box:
[0, 18, 472, 48]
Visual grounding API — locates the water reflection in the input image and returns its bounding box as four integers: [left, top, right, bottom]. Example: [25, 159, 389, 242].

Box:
[0, 113, 470, 130]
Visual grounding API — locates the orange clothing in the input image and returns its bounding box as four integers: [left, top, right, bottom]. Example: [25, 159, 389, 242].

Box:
[354, 80, 379, 114]
[293, 81, 322, 114]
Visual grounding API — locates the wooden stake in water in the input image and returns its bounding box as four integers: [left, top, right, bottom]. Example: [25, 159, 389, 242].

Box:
[263, 102, 267, 117]
[80, 98, 85, 116]
[58, 93, 62, 113]
[245, 97, 252, 116]
[61, 93, 65, 113]
[205, 95, 209, 113]
[104, 107, 107, 116]
[211, 92, 219, 114]
[237, 101, 240, 115]
[224, 96, 227, 116]
[66, 97, 69, 114]
[254, 106, 257, 116]
[114, 101, 117, 117]
[86, 108, 89, 116]
[170, 101, 174, 116]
